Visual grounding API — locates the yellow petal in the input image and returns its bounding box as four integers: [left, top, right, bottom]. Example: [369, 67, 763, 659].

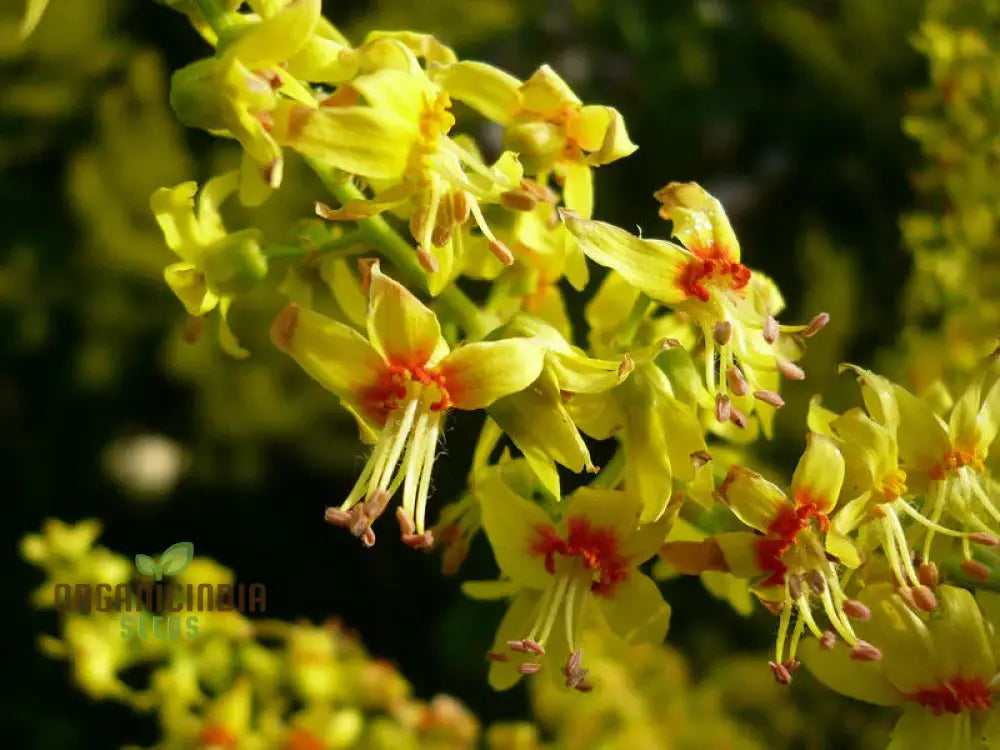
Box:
[717, 466, 788, 534]
[217, 297, 249, 359]
[560, 160, 593, 219]
[653, 182, 740, 260]
[223, 0, 320, 68]
[790, 433, 845, 513]
[487, 590, 541, 691]
[366, 262, 444, 368]
[164, 263, 218, 316]
[438, 339, 544, 411]
[437, 61, 520, 125]
[596, 573, 671, 645]
[800, 636, 900, 706]
[562, 213, 691, 305]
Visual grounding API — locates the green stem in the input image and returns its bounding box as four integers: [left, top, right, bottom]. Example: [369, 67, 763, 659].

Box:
[305, 157, 493, 339]
[262, 227, 373, 260]
[192, 0, 234, 36]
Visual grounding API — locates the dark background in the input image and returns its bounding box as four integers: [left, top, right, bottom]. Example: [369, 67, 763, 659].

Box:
[3, 0, 924, 747]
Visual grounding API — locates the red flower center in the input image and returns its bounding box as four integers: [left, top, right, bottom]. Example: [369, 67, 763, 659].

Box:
[677, 244, 751, 302]
[530, 517, 630, 597]
[906, 677, 993, 715]
[361, 363, 452, 422]
[755, 497, 830, 588]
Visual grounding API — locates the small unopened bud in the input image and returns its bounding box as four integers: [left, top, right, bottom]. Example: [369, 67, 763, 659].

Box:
[804, 312, 830, 337]
[913, 585, 938, 612]
[768, 661, 792, 685]
[754, 389, 785, 408]
[517, 662, 542, 675]
[970, 532, 999, 547]
[715, 394, 732, 423]
[850, 641, 882, 662]
[918, 561, 940, 588]
[726, 366, 750, 396]
[820, 630, 837, 650]
[488, 239, 514, 265]
[806, 570, 826, 595]
[499, 189, 537, 212]
[842, 599, 871, 621]
[961, 559, 991, 581]
[777, 358, 806, 381]
[763, 316, 780, 344]
[713, 320, 732, 346]
[690, 450, 713, 469]
[729, 406, 748, 429]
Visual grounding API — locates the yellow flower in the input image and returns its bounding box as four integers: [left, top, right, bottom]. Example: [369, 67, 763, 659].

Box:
[465, 463, 672, 692]
[271, 261, 544, 547]
[150, 171, 267, 357]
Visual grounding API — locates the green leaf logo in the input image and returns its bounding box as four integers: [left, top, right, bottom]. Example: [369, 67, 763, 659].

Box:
[134, 542, 195, 581]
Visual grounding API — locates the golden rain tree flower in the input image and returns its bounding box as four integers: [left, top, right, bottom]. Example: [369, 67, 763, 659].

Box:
[465, 462, 672, 692]
[662, 434, 880, 683]
[809, 365, 998, 608]
[270, 260, 544, 548]
[151, 171, 268, 358]
[564, 182, 829, 435]
[803, 585, 1000, 750]
[438, 61, 638, 218]
[169, 0, 323, 204]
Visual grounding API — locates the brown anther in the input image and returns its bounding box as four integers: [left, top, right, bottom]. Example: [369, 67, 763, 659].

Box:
[507, 640, 529, 653]
[517, 662, 542, 675]
[763, 316, 780, 344]
[788, 574, 803, 600]
[690, 449, 713, 469]
[564, 649, 583, 677]
[783, 659, 802, 673]
[487, 652, 509, 662]
[395, 507, 416, 536]
[520, 639, 545, 656]
[850, 641, 882, 662]
[913, 585, 938, 612]
[253, 110, 274, 130]
[768, 661, 792, 685]
[417, 246, 440, 273]
[754, 389, 785, 408]
[401, 531, 435, 550]
[431, 222, 453, 248]
[970, 532, 1000, 547]
[521, 179, 558, 204]
[713, 320, 732, 346]
[618, 353, 635, 378]
[961, 559, 991, 581]
[842, 599, 871, 621]
[729, 406, 748, 429]
[896, 586, 918, 610]
[820, 630, 837, 650]
[804, 312, 830, 337]
[918, 561, 940, 588]
[870, 505, 887, 518]
[357, 258, 378, 292]
[184, 315, 206, 343]
[360, 527, 376, 548]
[726, 366, 750, 396]
[364, 490, 391, 518]
[270, 304, 300, 352]
[499, 189, 537, 212]
[566, 667, 590, 690]
[488, 239, 514, 265]
[660, 337, 682, 349]
[350, 510, 372, 540]
[715, 393, 732, 423]
[777, 358, 806, 381]
[575, 681, 593, 693]
[324, 507, 351, 527]
[806, 570, 826, 595]
[452, 191, 470, 224]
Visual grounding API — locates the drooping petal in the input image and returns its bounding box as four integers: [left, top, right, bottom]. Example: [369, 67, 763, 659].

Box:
[217, 297, 249, 359]
[439, 339, 544, 411]
[931, 586, 996, 683]
[476, 466, 552, 589]
[560, 160, 593, 219]
[800, 637, 901, 706]
[840, 364, 901, 437]
[151, 183, 200, 261]
[892, 384, 951, 473]
[619, 378, 674, 523]
[790, 433, 845, 514]
[164, 263, 218, 316]
[269, 304, 385, 403]
[716, 466, 788, 534]
[596, 573, 671, 645]
[366, 262, 444, 368]
[576, 106, 637, 166]
[562, 212, 691, 305]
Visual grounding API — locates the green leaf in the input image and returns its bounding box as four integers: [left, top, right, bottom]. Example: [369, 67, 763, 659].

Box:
[159, 542, 195, 578]
[134, 554, 156, 577]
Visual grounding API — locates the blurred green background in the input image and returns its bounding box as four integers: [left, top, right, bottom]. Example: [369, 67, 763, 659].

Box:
[3, 0, 927, 747]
